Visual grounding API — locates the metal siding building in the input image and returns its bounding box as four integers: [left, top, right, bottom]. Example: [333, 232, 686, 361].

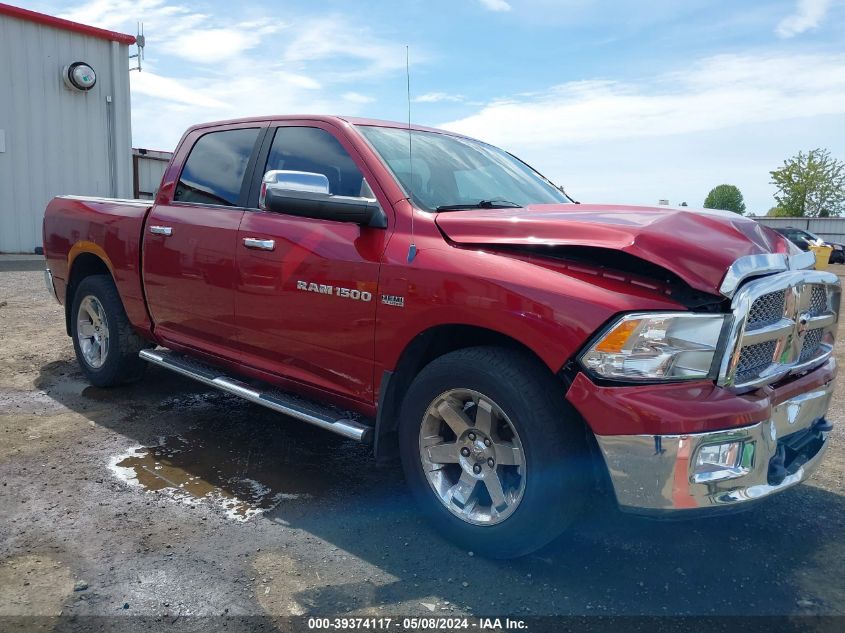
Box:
[0, 3, 134, 253]
[132, 148, 172, 199]
[753, 217, 845, 243]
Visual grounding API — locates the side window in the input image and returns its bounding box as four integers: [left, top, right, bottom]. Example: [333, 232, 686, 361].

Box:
[264, 127, 364, 198]
[175, 128, 260, 206]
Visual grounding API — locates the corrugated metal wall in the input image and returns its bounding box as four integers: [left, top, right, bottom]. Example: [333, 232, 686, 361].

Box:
[132, 149, 172, 199]
[753, 217, 845, 243]
[0, 14, 132, 252]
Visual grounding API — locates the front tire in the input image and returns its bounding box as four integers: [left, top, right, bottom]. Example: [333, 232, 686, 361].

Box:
[70, 275, 150, 387]
[398, 346, 589, 558]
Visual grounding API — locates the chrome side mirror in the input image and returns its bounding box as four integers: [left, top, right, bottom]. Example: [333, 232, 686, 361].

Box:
[260, 170, 330, 203]
[259, 170, 386, 228]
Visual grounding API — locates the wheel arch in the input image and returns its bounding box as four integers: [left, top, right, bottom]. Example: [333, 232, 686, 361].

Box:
[64, 251, 112, 336]
[374, 323, 573, 461]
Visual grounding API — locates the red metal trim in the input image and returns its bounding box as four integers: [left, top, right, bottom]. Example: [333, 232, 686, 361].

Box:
[0, 3, 136, 44]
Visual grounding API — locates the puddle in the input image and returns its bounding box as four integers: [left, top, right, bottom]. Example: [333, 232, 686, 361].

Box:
[109, 426, 336, 521]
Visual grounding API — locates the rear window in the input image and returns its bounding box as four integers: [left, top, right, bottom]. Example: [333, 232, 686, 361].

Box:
[175, 128, 260, 206]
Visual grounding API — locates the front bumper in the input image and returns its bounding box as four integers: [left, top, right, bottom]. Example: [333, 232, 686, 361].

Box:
[592, 369, 836, 515]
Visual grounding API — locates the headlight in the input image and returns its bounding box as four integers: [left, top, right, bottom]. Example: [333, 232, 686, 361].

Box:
[580, 313, 728, 381]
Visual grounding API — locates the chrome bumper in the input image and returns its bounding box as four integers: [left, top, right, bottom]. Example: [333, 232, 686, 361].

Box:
[44, 268, 59, 304]
[595, 379, 835, 514]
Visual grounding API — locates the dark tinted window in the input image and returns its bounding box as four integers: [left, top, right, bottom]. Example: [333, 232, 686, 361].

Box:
[264, 127, 364, 198]
[175, 128, 260, 206]
[784, 229, 809, 242]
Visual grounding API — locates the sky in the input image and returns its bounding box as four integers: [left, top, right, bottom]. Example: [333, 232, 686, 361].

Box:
[27, 0, 845, 213]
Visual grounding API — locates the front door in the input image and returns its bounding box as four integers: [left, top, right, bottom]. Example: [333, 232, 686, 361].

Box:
[143, 124, 262, 359]
[234, 123, 389, 403]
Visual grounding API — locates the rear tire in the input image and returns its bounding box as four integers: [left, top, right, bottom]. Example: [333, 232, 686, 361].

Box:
[398, 346, 589, 558]
[70, 275, 150, 387]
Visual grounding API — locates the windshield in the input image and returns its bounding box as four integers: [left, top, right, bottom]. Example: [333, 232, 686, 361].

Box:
[357, 125, 569, 211]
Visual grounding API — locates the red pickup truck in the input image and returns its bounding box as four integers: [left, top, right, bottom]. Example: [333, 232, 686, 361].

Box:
[43, 115, 840, 557]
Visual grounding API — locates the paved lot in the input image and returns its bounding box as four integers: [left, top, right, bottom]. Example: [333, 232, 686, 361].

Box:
[1, 266, 844, 627]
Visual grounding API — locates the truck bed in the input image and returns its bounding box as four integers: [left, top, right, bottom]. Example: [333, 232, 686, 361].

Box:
[43, 195, 153, 334]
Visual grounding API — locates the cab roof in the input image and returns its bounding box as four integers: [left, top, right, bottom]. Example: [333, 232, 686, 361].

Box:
[184, 114, 474, 140]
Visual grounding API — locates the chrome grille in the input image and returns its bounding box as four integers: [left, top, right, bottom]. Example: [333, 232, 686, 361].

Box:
[809, 286, 827, 315]
[747, 290, 785, 328]
[800, 328, 824, 362]
[720, 271, 840, 389]
[736, 341, 777, 381]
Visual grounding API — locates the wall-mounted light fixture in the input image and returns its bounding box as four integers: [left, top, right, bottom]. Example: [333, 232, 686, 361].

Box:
[62, 62, 97, 91]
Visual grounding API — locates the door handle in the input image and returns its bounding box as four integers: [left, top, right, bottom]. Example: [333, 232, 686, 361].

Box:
[149, 225, 173, 236]
[243, 237, 275, 251]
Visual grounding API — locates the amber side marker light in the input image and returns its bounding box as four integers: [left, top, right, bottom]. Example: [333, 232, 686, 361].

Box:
[594, 318, 643, 353]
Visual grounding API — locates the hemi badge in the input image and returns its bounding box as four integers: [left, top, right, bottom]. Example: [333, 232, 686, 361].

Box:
[381, 294, 405, 307]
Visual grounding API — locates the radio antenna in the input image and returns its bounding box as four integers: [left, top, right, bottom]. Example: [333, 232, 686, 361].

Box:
[406, 45, 417, 263]
[129, 22, 145, 72]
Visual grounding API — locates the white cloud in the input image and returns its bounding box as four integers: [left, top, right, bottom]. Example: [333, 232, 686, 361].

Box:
[414, 92, 465, 103]
[61, 1, 285, 64]
[441, 53, 845, 146]
[440, 52, 845, 213]
[130, 71, 229, 108]
[343, 92, 376, 104]
[162, 25, 281, 63]
[776, 0, 832, 37]
[53, 1, 414, 149]
[60, 0, 207, 36]
[129, 67, 343, 150]
[478, 0, 512, 11]
[280, 16, 410, 81]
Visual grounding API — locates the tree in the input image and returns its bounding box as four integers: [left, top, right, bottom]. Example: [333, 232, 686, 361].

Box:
[679, 201, 688, 207]
[703, 184, 746, 214]
[770, 148, 845, 217]
[767, 206, 793, 217]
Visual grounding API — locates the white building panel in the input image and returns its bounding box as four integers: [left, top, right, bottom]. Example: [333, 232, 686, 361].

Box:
[133, 148, 172, 199]
[754, 217, 845, 243]
[0, 6, 133, 252]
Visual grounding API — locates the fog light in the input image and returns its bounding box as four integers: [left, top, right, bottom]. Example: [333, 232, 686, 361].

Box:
[692, 441, 753, 483]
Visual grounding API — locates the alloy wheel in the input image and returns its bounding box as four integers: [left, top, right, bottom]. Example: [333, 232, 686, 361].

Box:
[76, 295, 110, 369]
[418, 388, 526, 525]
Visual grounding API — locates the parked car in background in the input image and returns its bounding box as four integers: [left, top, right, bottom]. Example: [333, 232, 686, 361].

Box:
[43, 115, 841, 557]
[774, 227, 845, 264]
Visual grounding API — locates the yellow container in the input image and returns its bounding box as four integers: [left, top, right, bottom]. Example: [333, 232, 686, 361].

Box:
[809, 245, 832, 270]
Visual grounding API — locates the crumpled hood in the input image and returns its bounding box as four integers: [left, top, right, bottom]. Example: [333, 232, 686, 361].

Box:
[435, 203, 791, 295]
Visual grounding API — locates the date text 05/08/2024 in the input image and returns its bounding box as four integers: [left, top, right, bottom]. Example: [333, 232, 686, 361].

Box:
[306, 617, 528, 630]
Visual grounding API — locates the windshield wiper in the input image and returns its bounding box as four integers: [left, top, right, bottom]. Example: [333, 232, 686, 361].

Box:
[435, 199, 523, 211]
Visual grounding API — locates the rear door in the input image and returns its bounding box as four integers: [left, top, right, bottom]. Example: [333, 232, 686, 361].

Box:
[143, 124, 263, 359]
[234, 122, 390, 404]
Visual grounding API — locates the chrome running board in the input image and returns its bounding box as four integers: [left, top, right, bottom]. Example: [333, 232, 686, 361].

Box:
[139, 348, 373, 443]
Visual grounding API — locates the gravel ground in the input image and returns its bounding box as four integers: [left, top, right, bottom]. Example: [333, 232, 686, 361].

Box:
[1, 266, 844, 629]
